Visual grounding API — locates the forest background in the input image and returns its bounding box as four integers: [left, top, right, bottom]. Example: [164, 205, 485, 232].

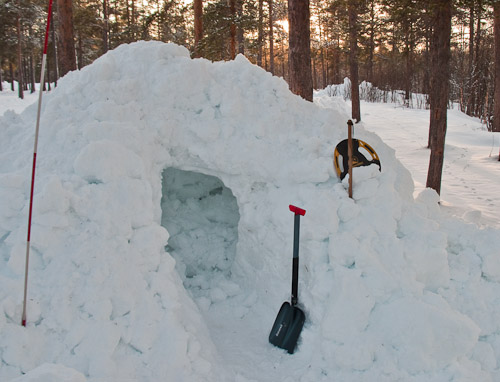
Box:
[0, 0, 499, 130]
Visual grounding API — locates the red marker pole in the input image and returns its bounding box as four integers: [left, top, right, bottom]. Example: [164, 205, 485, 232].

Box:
[22, 0, 53, 327]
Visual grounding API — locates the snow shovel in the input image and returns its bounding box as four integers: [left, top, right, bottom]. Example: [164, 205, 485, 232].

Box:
[268, 204, 306, 354]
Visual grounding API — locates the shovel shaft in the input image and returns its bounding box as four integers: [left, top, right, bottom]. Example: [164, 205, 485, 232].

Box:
[290, 206, 305, 306]
[292, 257, 299, 306]
[293, 214, 300, 259]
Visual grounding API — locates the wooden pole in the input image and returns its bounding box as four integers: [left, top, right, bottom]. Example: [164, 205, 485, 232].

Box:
[347, 120, 353, 198]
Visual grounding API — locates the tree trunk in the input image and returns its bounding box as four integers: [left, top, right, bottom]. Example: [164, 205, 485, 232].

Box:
[467, 1, 483, 116]
[29, 53, 35, 94]
[46, 51, 50, 91]
[264, 45, 268, 70]
[404, 20, 414, 105]
[467, 3, 474, 115]
[269, 0, 274, 74]
[57, 0, 77, 77]
[367, 0, 375, 84]
[16, 15, 24, 99]
[288, 0, 313, 101]
[51, 2, 58, 85]
[236, 0, 244, 55]
[473, 1, 482, 117]
[193, 0, 203, 57]
[332, 40, 340, 84]
[102, 0, 109, 55]
[312, 57, 317, 89]
[468, 3, 474, 77]
[317, 14, 325, 88]
[22, 59, 27, 91]
[230, 0, 236, 59]
[348, 0, 360, 122]
[422, 25, 431, 96]
[493, 2, 500, 134]
[426, 0, 452, 195]
[77, 35, 83, 69]
[281, 39, 286, 80]
[131, 0, 136, 40]
[257, 0, 263, 67]
[404, 42, 412, 104]
[10, 62, 15, 91]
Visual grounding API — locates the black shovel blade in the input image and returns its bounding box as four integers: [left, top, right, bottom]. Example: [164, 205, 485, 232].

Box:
[269, 302, 305, 354]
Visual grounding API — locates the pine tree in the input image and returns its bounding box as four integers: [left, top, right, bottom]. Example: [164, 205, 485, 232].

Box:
[0, 0, 39, 97]
[426, 0, 453, 195]
[193, 0, 203, 57]
[57, 0, 77, 76]
[348, 0, 361, 121]
[288, 0, 313, 101]
[493, 1, 500, 133]
[268, 0, 274, 73]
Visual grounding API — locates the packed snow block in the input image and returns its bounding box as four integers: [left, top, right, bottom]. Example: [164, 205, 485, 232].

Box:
[73, 140, 145, 184]
[476, 230, 500, 282]
[161, 167, 239, 297]
[398, 209, 450, 291]
[70, 176, 154, 238]
[321, 267, 375, 345]
[342, 164, 381, 201]
[471, 341, 498, 373]
[71, 321, 121, 377]
[0, 173, 25, 225]
[415, 188, 442, 218]
[0, 323, 46, 376]
[369, 294, 480, 374]
[8, 363, 86, 382]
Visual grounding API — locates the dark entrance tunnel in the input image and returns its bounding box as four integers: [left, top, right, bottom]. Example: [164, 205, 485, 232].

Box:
[160, 168, 240, 295]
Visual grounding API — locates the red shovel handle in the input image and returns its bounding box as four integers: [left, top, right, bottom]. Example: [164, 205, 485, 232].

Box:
[289, 205, 306, 216]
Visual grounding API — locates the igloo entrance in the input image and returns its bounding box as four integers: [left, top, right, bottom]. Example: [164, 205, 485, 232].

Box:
[160, 168, 240, 295]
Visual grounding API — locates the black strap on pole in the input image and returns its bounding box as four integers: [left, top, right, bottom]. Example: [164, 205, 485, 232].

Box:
[289, 205, 305, 307]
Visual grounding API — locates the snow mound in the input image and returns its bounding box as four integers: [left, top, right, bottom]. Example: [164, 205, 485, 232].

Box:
[0, 41, 499, 381]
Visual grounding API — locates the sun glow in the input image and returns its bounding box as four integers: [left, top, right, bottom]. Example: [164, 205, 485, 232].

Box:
[276, 19, 289, 33]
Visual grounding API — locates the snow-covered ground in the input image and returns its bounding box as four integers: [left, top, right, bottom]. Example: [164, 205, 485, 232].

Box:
[1, 41, 500, 382]
[315, 86, 500, 229]
[0, 85, 39, 114]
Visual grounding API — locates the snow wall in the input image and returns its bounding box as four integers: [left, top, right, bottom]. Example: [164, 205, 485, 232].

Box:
[0, 41, 500, 381]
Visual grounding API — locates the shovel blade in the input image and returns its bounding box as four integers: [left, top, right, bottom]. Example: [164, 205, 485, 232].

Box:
[269, 302, 305, 354]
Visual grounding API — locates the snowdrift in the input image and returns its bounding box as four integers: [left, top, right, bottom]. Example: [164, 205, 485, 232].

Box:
[1, 41, 500, 381]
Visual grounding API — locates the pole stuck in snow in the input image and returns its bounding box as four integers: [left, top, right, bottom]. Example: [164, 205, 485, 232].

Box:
[347, 120, 353, 199]
[22, 0, 53, 327]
